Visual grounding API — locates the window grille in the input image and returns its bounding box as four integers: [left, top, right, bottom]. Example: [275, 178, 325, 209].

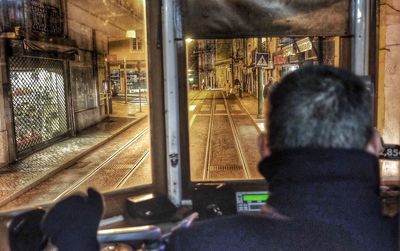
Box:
[9, 57, 69, 155]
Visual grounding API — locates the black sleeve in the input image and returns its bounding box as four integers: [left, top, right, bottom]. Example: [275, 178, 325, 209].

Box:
[166, 231, 182, 251]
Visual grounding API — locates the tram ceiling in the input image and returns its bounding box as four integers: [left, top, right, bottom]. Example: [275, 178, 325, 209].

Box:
[182, 0, 351, 38]
[68, 0, 144, 41]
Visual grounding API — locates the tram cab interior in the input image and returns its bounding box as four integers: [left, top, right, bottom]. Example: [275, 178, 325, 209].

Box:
[0, 0, 395, 250]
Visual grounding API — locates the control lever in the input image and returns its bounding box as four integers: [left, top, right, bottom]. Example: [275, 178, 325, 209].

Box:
[171, 212, 199, 231]
[97, 225, 161, 243]
[162, 212, 199, 240]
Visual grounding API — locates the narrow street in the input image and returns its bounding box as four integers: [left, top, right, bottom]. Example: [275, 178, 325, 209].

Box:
[0, 118, 151, 211]
[189, 90, 263, 181]
[0, 90, 264, 211]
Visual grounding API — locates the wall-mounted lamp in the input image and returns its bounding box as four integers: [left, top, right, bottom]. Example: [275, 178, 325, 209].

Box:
[126, 30, 136, 38]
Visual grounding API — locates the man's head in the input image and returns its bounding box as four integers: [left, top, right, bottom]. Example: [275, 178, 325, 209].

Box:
[259, 65, 379, 156]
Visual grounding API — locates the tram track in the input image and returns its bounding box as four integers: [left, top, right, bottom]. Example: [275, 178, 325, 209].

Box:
[52, 128, 149, 201]
[0, 89, 258, 210]
[222, 93, 250, 179]
[54, 91, 204, 195]
[194, 90, 257, 181]
[49, 91, 203, 201]
[0, 120, 151, 211]
[1, 90, 205, 209]
[203, 92, 216, 180]
[114, 150, 150, 189]
[54, 91, 204, 200]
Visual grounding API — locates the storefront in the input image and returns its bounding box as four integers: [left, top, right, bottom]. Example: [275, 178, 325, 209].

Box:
[9, 56, 69, 156]
[269, 37, 338, 81]
[109, 61, 147, 96]
[1, 0, 75, 158]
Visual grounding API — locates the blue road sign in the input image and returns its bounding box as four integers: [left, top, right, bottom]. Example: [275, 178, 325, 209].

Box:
[255, 53, 269, 67]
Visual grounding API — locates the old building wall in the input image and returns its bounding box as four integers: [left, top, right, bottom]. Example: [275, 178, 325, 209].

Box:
[68, 19, 104, 132]
[108, 38, 146, 62]
[377, 0, 400, 182]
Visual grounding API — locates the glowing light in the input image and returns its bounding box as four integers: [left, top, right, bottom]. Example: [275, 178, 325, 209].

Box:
[126, 30, 136, 38]
[189, 105, 196, 111]
[185, 38, 193, 43]
[257, 123, 265, 131]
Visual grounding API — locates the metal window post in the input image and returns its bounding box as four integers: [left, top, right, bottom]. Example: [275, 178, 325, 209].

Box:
[124, 57, 128, 104]
[257, 38, 264, 118]
[352, 0, 370, 75]
[162, 0, 182, 205]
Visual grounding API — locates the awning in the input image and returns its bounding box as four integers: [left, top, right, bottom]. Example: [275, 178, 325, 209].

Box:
[22, 39, 78, 59]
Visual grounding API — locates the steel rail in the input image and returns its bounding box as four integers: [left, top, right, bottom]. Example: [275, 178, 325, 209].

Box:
[53, 128, 150, 202]
[52, 91, 201, 201]
[114, 150, 150, 189]
[222, 93, 250, 179]
[202, 92, 216, 180]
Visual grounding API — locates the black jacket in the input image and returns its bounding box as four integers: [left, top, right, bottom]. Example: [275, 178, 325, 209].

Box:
[168, 149, 398, 251]
[258, 148, 398, 251]
[168, 215, 364, 251]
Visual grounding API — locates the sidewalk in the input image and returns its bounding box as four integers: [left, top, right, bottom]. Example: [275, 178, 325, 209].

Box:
[237, 92, 266, 132]
[0, 101, 148, 208]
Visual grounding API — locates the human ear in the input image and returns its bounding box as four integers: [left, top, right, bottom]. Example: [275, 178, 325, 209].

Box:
[366, 130, 383, 157]
[258, 132, 271, 158]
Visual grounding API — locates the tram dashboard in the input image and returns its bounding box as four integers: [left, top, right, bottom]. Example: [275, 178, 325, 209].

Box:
[96, 182, 269, 250]
[2, 182, 269, 251]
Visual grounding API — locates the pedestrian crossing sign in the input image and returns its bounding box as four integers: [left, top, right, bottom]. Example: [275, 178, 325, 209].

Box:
[255, 53, 269, 67]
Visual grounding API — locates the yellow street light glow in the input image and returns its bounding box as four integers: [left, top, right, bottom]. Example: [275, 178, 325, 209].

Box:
[126, 30, 136, 38]
[185, 38, 193, 43]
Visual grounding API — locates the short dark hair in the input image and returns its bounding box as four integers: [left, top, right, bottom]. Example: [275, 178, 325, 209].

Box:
[268, 65, 373, 151]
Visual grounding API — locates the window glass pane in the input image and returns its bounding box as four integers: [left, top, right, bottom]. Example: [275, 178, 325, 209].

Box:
[188, 37, 340, 182]
[0, 0, 151, 212]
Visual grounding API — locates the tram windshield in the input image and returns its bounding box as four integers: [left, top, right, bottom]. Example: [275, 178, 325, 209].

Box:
[187, 36, 345, 182]
[0, 0, 397, 227]
[0, 0, 353, 212]
[0, 0, 399, 250]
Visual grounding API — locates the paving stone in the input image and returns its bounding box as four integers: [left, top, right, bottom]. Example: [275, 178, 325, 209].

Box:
[0, 115, 146, 206]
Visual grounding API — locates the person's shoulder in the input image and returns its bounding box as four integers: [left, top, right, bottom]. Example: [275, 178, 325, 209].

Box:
[167, 215, 365, 251]
[167, 215, 278, 251]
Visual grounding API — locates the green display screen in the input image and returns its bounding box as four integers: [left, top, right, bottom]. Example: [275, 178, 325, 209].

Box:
[243, 193, 269, 202]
